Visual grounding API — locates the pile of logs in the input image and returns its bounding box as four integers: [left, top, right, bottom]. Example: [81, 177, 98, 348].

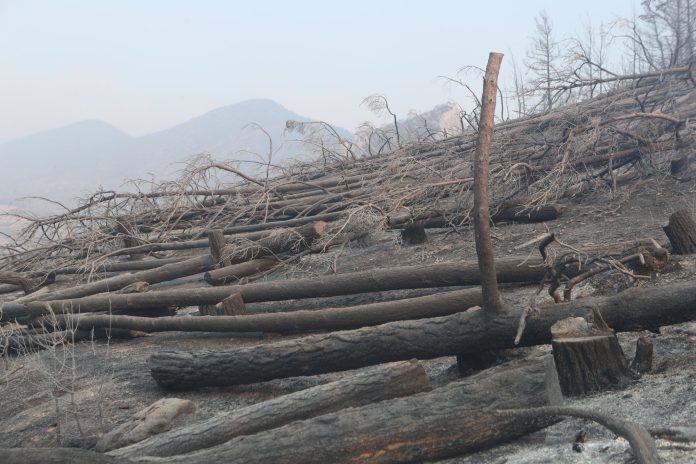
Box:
[0, 64, 695, 463]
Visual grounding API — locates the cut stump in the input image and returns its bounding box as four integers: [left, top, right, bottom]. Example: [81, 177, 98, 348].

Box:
[631, 335, 654, 374]
[551, 314, 635, 397]
[662, 210, 696, 255]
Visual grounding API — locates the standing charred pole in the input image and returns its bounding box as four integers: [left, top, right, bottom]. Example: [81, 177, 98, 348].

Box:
[473, 52, 504, 313]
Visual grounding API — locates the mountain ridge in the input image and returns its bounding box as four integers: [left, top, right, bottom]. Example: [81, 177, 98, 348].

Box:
[0, 99, 351, 207]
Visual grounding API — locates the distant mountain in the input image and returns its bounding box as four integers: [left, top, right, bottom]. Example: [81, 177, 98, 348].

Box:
[0, 120, 134, 209]
[0, 99, 351, 208]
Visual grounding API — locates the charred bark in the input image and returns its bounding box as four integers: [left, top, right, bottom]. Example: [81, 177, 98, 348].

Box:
[110, 360, 432, 458]
[0, 257, 555, 322]
[663, 209, 696, 254]
[203, 259, 278, 286]
[18, 255, 215, 304]
[42, 288, 483, 335]
[149, 280, 696, 389]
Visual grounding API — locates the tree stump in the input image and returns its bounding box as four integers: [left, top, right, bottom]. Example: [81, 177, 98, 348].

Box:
[670, 155, 689, 175]
[216, 292, 248, 315]
[630, 335, 654, 374]
[207, 229, 231, 267]
[662, 210, 696, 255]
[551, 312, 635, 397]
[401, 222, 427, 245]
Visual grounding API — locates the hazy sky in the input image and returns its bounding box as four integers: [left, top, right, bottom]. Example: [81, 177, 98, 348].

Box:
[0, 0, 637, 143]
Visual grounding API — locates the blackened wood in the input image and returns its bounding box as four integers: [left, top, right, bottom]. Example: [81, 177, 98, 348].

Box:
[174, 212, 345, 240]
[662, 209, 696, 254]
[473, 51, 504, 313]
[96, 398, 195, 452]
[140, 356, 560, 463]
[110, 361, 432, 458]
[412, 204, 563, 229]
[19, 254, 215, 304]
[552, 313, 636, 396]
[222, 221, 326, 263]
[207, 229, 231, 267]
[44, 288, 483, 335]
[0, 257, 555, 321]
[204, 259, 278, 286]
[0, 272, 37, 295]
[148, 280, 696, 389]
[552, 334, 634, 396]
[670, 155, 689, 175]
[631, 335, 654, 373]
[491, 204, 564, 223]
[400, 222, 427, 245]
[0, 448, 124, 464]
[45, 257, 186, 276]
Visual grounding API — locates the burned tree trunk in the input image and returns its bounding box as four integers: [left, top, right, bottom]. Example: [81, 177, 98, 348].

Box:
[222, 221, 326, 263]
[550, 313, 635, 396]
[0, 272, 38, 295]
[215, 293, 247, 315]
[110, 361, 432, 458]
[491, 203, 564, 224]
[203, 259, 278, 286]
[207, 229, 231, 267]
[400, 222, 427, 245]
[43, 288, 483, 335]
[670, 154, 689, 175]
[149, 280, 696, 389]
[388, 203, 564, 229]
[18, 254, 215, 303]
[631, 335, 654, 373]
[473, 51, 504, 313]
[0, 448, 123, 464]
[663, 209, 696, 254]
[140, 357, 561, 464]
[0, 257, 557, 322]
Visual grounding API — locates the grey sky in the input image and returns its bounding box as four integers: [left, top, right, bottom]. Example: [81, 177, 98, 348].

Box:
[0, 0, 636, 143]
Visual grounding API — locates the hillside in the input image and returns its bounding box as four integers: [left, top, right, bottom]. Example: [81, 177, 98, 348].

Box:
[0, 99, 351, 207]
[0, 69, 695, 463]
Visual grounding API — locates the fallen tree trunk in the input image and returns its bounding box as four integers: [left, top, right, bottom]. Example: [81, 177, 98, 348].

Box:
[107, 221, 326, 258]
[203, 259, 279, 285]
[0, 448, 125, 464]
[387, 204, 563, 229]
[0, 257, 554, 322]
[173, 212, 345, 240]
[18, 255, 215, 304]
[149, 279, 696, 388]
[111, 360, 432, 458]
[136, 356, 561, 463]
[41, 257, 187, 276]
[0, 272, 38, 295]
[40, 288, 483, 334]
[222, 221, 326, 263]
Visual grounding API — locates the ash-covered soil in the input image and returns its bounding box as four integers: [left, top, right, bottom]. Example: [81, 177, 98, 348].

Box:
[1, 175, 695, 462]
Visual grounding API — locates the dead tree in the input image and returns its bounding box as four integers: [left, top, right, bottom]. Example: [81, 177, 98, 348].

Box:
[472, 51, 504, 313]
